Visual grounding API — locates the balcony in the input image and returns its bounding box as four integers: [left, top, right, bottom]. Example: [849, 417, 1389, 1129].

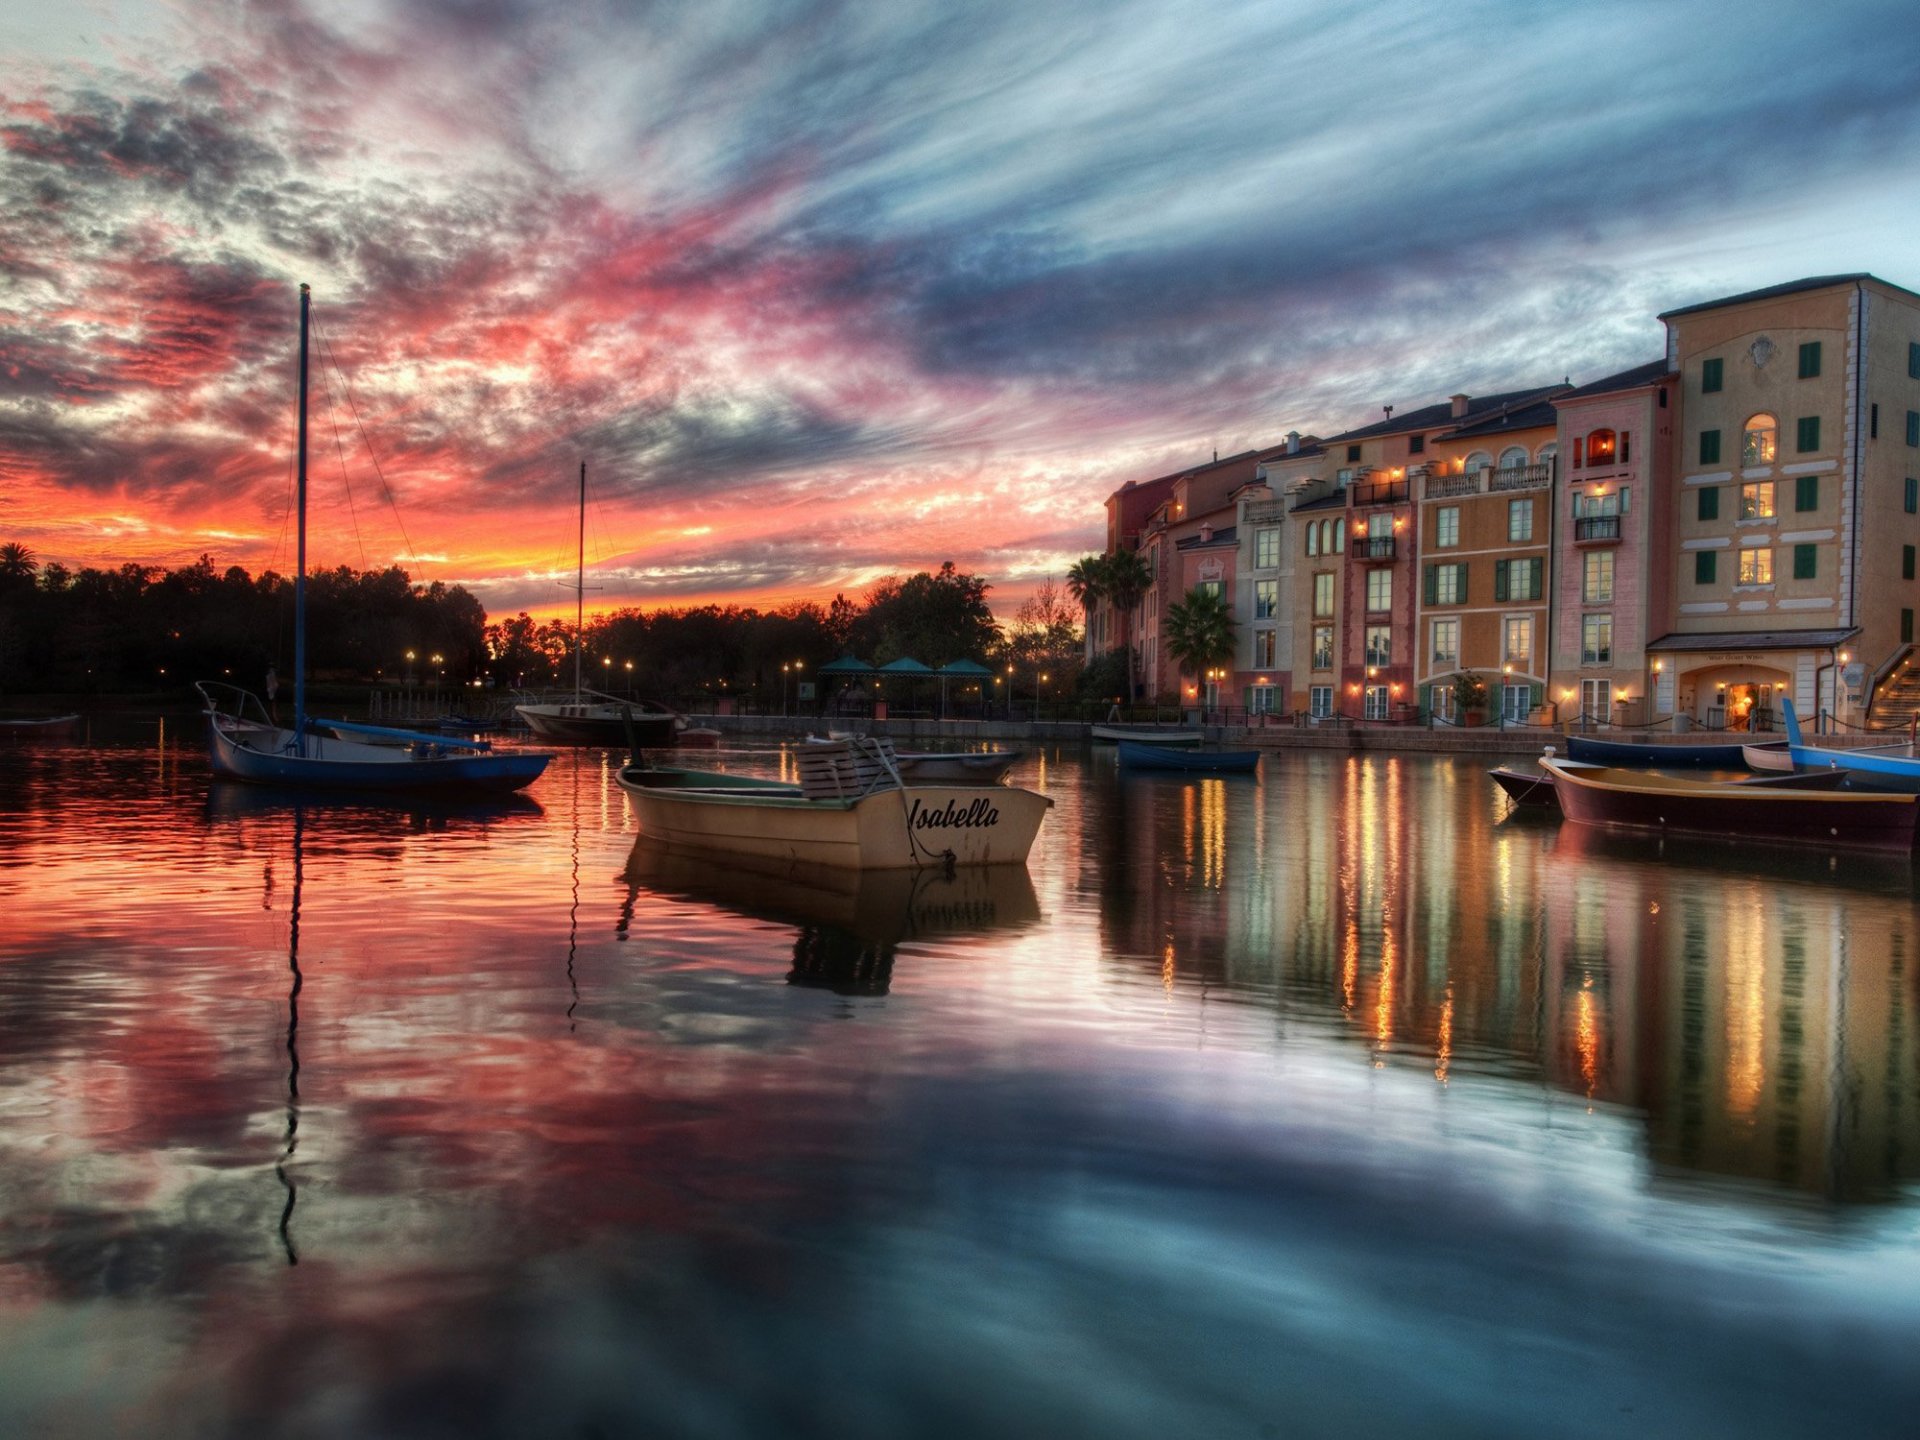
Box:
[1574, 515, 1622, 545]
[1424, 470, 1482, 499]
[1349, 477, 1409, 508]
[1489, 461, 1554, 492]
[1358, 535, 1396, 560]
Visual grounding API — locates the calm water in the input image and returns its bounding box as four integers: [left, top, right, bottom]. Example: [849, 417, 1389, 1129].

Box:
[3, 724, 1920, 1438]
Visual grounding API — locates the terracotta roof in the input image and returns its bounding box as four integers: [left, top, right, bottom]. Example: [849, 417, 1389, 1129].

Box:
[1646, 628, 1859, 653]
[1657, 273, 1919, 320]
[1291, 492, 1347, 514]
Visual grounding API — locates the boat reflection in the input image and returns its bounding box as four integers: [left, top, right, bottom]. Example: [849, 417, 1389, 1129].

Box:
[204, 779, 544, 832]
[621, 842, 1043, 995]
[1546, 810, 1920, 895]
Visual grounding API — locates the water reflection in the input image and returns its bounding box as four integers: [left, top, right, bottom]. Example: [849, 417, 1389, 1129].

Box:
[621, 842, 1043, 995]
[1089, 751, 1920, 1202]
[4, 741, 1920, 1434]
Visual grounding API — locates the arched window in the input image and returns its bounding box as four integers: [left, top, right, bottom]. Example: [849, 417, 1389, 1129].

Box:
[1585, 429, 1617, 464]
[1743, 413, 1777, 466]
[1307, 522, 1319, 556]
[1537, 442, 1558, 464]
[1497, 445, 1529, 471]
[1465, 450, 1492, 475]
[1332, 519, 1345, 551]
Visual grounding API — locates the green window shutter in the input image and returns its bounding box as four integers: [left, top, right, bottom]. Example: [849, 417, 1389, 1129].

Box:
[1698, 486, 1719, 520]
[1699, 429, 1720, 465]
[1906, 609, 1916, 644]
[1529, 683, 1543, 711]
[1702, 357, 1723, 393]
[1418, 683, 1431, 717]
[1458, 561, 1468, 601]
[1494, 560, 1509, 602]
[1908, 411, 1920, 447]
[1910, 342, 1920, 379]
[1795, 474, 1818, 511]
[1796, 416, 1820, 452]
[1695, 551, 1716, 584]
[1797, 341, 1821, 378]
[1527, 559, 1543, 600]
[1423, 565, 1437, 606]
[1908, 477, 1919, 514]
[1904, 545, 1915, 581]
[1793, 543, 1816, 580]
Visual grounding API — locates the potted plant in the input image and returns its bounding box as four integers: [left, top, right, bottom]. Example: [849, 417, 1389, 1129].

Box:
[1451, 671, 1488, 727]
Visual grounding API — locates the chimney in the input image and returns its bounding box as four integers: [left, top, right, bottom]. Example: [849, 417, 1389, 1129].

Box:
[1450, 393, 1469, 418]
[1286, 431, 1300, 454]
[1199, 523, 1213, 542]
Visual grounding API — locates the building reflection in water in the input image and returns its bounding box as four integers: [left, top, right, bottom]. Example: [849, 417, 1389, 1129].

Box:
[1095, 752, 1920, 1203]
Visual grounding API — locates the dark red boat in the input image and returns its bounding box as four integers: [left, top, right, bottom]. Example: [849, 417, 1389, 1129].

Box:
[1540, 759, 1918, 852]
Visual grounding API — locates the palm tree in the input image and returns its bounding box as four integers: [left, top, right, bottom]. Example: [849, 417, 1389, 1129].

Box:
[1164, 586, 1236, 714]
[1065, 554, 1106, 626]
[1101, 548, 1153, 704]
[0, 542, 36, 586]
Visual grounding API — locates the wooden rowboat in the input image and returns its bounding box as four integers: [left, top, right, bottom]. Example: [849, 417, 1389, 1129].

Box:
[1563, 734, 1756, 768]
[617, 738, 1050, 870]
[1539, 758, 1917, 851]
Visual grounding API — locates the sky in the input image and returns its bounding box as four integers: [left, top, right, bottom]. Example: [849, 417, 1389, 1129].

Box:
[4, 0, 1920, 623]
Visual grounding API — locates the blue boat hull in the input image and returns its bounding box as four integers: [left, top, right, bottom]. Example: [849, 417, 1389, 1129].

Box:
[1781, 696, 1920, 792]
[1563, 735, 1753, 768]
[209, 719, 550, 793]
[1117, 741, 1259, 773]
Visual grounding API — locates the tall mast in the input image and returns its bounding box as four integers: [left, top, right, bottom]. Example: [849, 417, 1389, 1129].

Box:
[294, 283, 310, 755]
[574, 461, 585, 699]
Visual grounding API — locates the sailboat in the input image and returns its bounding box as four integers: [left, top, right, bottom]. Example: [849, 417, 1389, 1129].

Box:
[512, 462, 682, 747]
[197, 284, 553, 794]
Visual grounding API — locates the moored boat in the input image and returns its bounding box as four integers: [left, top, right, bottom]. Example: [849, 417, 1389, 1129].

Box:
[821, 732, 1020, 782]
[617, 738, 1051, 869]
[1562, 734, 1758, 768]
[1091, 724, 1203, 746]
[0, 713, 80, 741]
[1539, 757, 1917, 851]
[1742, 741, 1795, 772]
[1489, 764, 1561, 808]
[195, 286, 552, 797]
[1116, 741, 1258, 773]
[516, 693, 680, 746]
[1782, 697, 1920, 793]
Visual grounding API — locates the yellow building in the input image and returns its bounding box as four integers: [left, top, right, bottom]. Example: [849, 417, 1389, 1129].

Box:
[1659, 274, 1920, 730]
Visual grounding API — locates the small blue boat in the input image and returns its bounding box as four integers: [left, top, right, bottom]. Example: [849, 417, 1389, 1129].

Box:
[1783, 697, 1920, 792]
[1117, 741, 1259, 774]
[1562, 734, 1756, 768]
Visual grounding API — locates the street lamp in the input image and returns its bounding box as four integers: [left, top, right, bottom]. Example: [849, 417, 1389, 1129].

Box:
[624, 659, 634, 695]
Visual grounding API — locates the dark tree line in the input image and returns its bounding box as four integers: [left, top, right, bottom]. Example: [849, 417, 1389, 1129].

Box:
[0, 543, 1086, 708]
[0, 546, 485, 694]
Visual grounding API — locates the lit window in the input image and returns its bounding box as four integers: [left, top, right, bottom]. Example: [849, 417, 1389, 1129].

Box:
[1312, 625, 1334, 670]
[1504, 617, 1532, 666]
[1583, 551, 1613, 604]
[1435, 506, 1459, 548]
[1585, 429, 1617, 464]
[1253, 580, 1278, 619]
[1253, 630, 1277, 667]
[1431, 618, 1459, 666]
[1364, 626, 1392, 667]
[1742, 414, 1777, 466]
[1313, 572, 1335, 617]
[1366, 568, 1392, 612]
[1581, 614, 1612, 665]
[1739, 482, 1774, 520]
[1507, 498, 1534, 542]
[1255, 527, 1280, 568]
[1738, 547, 1773, 585]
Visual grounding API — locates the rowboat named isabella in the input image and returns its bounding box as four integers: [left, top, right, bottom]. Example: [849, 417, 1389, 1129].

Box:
[617, 737, 1051, 870]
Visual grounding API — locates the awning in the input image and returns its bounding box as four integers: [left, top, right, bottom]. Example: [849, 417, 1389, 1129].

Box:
[1646, 628, 1858, 653]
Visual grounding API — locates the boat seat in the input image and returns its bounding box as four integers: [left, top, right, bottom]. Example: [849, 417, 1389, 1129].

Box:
[797, 737, 903, 800]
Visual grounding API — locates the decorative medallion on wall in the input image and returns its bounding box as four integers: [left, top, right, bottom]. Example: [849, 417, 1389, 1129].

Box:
[1748, 335, 1776, 369]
